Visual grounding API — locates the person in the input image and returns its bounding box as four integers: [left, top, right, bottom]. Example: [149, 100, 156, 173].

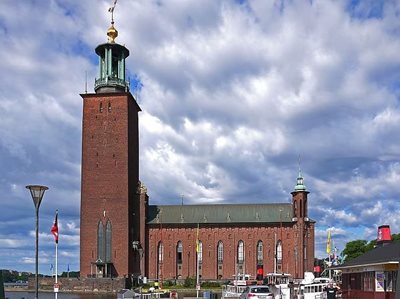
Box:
[323, 282, 339, 299]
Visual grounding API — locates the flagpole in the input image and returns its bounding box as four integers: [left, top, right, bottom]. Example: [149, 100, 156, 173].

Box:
[327, 229, 331, 280]
[196, 223, 200, 298]
[51, 210, 59, 299]
[55, 240, 58, 299]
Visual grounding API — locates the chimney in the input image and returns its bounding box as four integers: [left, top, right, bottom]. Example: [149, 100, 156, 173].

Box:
[377, 225, 391, 246]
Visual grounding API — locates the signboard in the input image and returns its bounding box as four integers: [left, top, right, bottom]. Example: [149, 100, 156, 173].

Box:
[375, 272, 384, 292]
[54, 282, 59, 293]
[196, 283, 200, 291]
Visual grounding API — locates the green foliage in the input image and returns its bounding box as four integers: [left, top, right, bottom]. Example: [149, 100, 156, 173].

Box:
[392, 233, 400, 241]
[183, 276, 196, 288]
[342, 233, 400, 263]
[342, 240, 367, 263]
[201, 281, 221, 288]
[364, 239, 377, 252]
[1, 270, 31, 282]
[163, 280, 176, 287]
[60, 271, 80, 278]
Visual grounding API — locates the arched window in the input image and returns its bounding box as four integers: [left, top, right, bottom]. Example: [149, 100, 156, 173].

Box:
[217, 241, 223, 263]
[105, 221, 112, 262]
[257, 241, 263, 264]
[97, 221, 104, 261]
[238, 240, 244, 263]
[198, 241, 203, 263]
[158, 242, 164, 263]
[177, 241, 183, 263]
[277, 240, 282, 262]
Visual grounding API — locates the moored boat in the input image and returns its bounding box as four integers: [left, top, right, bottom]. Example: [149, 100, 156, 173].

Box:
[222, 274, 255, 299]
[263, 273, 293, 299]
[297, 272, 341, 299]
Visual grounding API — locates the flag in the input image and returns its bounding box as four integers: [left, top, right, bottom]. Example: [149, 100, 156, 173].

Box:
[51, 210, 59, 243]
[67, 264, 70, 272]
[196, 224, 200, 253]
[326, 229, 331, 254]
[50, 264, 53, 271]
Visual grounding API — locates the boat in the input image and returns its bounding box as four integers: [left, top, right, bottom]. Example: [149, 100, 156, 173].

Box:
[263, 273, 293, 299]
[297, 272, 341, 299]
[222, 274, 255, 298]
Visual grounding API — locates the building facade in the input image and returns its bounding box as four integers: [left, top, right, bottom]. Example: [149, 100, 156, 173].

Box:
[335, 226, 400, 299]
[80, 18, 315, 281]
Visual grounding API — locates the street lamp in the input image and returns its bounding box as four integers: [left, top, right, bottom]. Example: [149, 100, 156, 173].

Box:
[26, 185, 48, 299]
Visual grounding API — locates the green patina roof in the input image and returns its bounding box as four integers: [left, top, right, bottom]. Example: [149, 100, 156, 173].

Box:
[294, 170, 307, 192]
[147, 203, 294, 225]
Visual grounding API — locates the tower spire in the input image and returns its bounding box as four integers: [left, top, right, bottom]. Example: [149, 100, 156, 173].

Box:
[94, 0, 129, 93]
[294, 155, 306, 191]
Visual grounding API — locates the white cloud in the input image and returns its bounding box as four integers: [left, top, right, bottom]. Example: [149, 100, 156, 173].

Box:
[1, 0, 400, 266]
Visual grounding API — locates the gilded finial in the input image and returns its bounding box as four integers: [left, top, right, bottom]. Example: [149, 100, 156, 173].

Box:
[107, 0, 118, 43]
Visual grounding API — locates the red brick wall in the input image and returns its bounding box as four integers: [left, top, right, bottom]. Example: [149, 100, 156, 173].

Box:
[146, 221, 314, 280]
[80, 92, 140, 278]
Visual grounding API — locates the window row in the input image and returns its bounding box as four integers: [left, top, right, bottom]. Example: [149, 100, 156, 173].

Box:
[157, 240, 283, 264]
[99, 102, 112, 113]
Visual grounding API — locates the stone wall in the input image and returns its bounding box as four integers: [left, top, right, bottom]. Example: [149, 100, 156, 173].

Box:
[28, 277, 128, 292]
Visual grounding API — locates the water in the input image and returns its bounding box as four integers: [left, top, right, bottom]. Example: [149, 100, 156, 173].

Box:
[5, 291, 115, 299]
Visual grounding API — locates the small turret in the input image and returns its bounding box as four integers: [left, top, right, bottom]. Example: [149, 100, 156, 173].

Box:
[94, 1, 129, 93]
[294, 170, 307, 192]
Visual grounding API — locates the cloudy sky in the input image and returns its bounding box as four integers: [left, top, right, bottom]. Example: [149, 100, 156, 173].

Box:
[1, 0, 400, 275]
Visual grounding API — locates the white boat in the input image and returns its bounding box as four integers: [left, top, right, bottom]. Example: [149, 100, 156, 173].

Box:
[263, 273, 293, 299]
[297, 272, 341, 299]
[222, 274, 254, 298]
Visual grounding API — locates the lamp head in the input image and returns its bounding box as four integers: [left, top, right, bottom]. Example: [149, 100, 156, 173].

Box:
[26, 185, 48, 209]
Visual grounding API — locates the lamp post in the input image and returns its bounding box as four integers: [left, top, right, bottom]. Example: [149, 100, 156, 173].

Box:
[26, 185, 48, 299]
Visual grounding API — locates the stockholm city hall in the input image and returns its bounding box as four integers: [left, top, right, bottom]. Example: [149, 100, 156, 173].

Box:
[80, 9, 315, 282]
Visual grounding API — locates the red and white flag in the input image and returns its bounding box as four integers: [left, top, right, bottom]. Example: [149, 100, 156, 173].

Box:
[51, 210, 59, 244]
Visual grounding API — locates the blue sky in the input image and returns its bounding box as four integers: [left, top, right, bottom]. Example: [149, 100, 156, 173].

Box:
[1, 0, 400, 275]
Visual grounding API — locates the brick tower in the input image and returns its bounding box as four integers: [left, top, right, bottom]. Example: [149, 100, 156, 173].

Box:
[291, 169, 315, 277]
[80, 15, 142, 278]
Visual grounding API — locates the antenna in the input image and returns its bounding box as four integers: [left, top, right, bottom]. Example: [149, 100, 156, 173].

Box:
[181, 194, 184, 206]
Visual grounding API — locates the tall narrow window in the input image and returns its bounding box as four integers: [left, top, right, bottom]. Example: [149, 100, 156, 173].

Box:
[158, 242, 164, 263]
[257, 241, 263, 264]
[105, 221, 112, 262]
[177, 241, 183, 263]
[99, 102, 103, 113]
[238, 240, 244, 263]
[108, 102, 111, 112]
[198, 241, 203, 263]
[277, 240, 282, 262]
[217, 241, 223, 263]
[97, 221, 104, 261]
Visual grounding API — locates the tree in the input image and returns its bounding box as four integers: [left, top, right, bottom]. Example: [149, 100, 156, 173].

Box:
[342, 233, 400, 263]
[341, 240, 367, 263]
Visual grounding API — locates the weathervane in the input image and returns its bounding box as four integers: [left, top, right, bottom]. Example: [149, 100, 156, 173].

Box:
[106, 0, 119, 43]
[108, 0, 118, 24]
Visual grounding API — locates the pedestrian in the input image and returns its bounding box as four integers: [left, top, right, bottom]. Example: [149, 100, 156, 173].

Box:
[323, 282, 339, 299]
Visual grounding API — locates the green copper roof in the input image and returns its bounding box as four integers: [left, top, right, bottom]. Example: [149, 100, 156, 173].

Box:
[147, 203, 293, 225]
[294, 170, 306, 191]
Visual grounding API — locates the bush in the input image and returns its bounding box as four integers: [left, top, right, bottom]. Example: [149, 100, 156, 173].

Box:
[201, 281, 222, 288]
[184, 276, 196, 288]
[163, 280, 175, 287]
